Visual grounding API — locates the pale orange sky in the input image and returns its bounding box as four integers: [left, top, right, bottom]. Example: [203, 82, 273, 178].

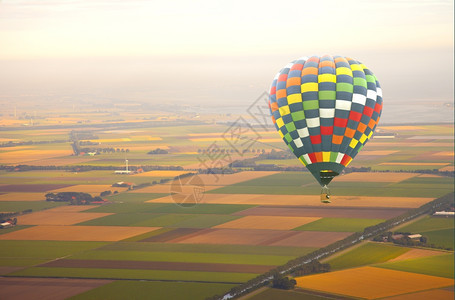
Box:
[0, 0, 453, 114]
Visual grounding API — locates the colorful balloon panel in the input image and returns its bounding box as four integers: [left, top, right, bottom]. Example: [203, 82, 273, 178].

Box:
[269, 55, 383, 186]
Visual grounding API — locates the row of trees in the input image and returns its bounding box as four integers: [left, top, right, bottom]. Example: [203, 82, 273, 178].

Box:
[210, 192, 454, 300]
[45, 192, 104, 205]
[197, 148, 266, 154]
[0, 164, 185, 172]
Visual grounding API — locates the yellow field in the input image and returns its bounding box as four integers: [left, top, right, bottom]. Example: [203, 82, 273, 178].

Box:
[213, 216, 320, 230]
[0, 193, 45, 202]
[295, 266, 454, 299]
[24, 157, 96, 166]
[379, 162, 450, 166]
[432, 151, 454, 156]
[133, 170, 189, 177]
[0, 149, 73, 164]
[378, 126, 425, 131]
[384, 289, 454, 300]
[17, 211, 112, 225]
[148, 193, 433, 208]
[440, 166, 454, 172]
[50, 184, 129, 194]
[335, 172, 417, 183]
[388, 249, 447, 262]
[358, 150, 399, 156]
[0, 225, 160, 241]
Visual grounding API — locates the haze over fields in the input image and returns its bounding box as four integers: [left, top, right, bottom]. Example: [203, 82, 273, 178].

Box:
[0, 0, 454, 123]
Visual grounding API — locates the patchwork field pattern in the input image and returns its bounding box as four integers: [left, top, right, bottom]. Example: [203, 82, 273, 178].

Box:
[0, 123, 453, 299]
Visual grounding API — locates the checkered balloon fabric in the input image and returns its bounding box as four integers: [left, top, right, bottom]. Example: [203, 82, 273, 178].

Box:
[269, 55, 383, 186]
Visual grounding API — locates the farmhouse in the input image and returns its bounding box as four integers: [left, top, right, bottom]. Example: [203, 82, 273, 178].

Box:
[433, 211, 455, 217]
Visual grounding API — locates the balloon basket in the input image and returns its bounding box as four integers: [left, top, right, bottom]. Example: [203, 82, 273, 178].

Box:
[320, 185, 331, 204]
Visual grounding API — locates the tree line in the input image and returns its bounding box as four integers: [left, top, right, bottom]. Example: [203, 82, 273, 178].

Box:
[45, 192, 104, 205]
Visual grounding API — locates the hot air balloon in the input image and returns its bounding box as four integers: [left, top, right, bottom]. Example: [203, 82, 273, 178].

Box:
[268, 55, 383, 203]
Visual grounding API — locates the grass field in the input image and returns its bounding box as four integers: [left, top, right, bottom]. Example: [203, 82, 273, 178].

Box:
[0, 201, 64, 213]
[294, 218, 385, 232]
[246, 287, 328, 300]
[68, 250, 295, 266]
[106, 193, 168, 203]
[397, 215, 454, 233]
[98, 242, 313, 257]
[207, 172, 454, 198]
[326, 242, 410, 270]
[10, 267, 258, 283]
[69, 281, 236, 300]
[0, 240, 107, 267]
[377, 253, 454, 278]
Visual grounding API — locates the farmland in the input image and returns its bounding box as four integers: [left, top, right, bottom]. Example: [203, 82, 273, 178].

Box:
[0, 111, 453, 300]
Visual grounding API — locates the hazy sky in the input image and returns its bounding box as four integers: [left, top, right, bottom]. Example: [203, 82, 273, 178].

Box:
[0, 0, 453, 114]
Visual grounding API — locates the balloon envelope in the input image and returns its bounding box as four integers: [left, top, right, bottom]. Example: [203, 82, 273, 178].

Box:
[269, 55, 383, 186]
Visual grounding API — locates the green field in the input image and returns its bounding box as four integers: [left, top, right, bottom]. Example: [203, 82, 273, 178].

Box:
[69, 281, 236, 300]
[106, 192, 168, 203]
[294, 218, 385, 232]
[0, 241, 107, 267]
[325, 242, 409, 270]
[10, 267, 257, 283]
[207, 172, 454, 197]
[68, 250, 294, 266]
[99, 242, 314, 257]
[397, 215, 454, 233]
[0, 201, 64, 213]
[377, 253, 454, 278]
[247, 288, 328, 300]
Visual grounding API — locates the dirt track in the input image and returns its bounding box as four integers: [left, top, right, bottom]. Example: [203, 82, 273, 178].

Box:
[234, 206, 408, 219]
[40, 259, 275, 273]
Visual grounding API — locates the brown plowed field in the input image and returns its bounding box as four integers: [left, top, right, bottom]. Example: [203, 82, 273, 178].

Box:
[388, 249, 448, 262]
[171, 228, 296, 246]
[0, 277, 112, 300]
[267, 231, 352, 247]
[140, 228, 206, 242]
[0, 184, 72, 193]
[234, 206, 408, 219]
[295, 266, 454, 299]
[17, 211, 112, 225]
[214, 216, 320, 230]
[335, 172, 417, 182]
[40, 259, 275, 273]
[149, 193, 432, 208]
[0, 225, 160, 241]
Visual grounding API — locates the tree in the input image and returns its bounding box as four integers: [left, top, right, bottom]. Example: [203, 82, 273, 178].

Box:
[271, 273, 296, 290]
